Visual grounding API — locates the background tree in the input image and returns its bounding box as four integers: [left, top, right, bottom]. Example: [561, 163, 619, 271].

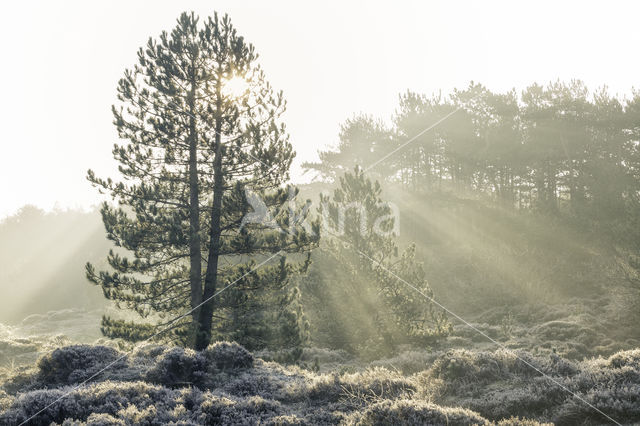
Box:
[302, 115, 395, 182]
[394, 91, 454, 191]
[87, 11, 319, 351]
[313, 80, 639, 233]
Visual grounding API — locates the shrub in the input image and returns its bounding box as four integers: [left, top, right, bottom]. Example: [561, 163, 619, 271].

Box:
[299, 347, 352, 365]
[222, 369, 283, 399]
[264, 414, 306, 425]
[36, 345, 126, 386]
[370, 349, 439, 374]
[194, 393, 283, 425]
[145, 343, 253, 389]
[460, 379, 568, 421]
[0, 389, 14, 412]
[602, 348, 640, 369]
[1, 381, 187, 425]
[495, 417, 551, 425]
[554, 386, 640, 425]
[552, 349, 640, 425]
[204, 342, 253, 370]
[145, 347, 208, 387]
[303, 367, 415, 409]
[61, 413, 127, 425]
[420, 349, 542, 397]
[533, 321, 599, 348]
[347, 399, 490, 425]
[1, 387, 75, 425]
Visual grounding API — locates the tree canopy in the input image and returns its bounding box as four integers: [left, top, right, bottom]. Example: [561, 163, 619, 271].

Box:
[304, 81, 640, 247]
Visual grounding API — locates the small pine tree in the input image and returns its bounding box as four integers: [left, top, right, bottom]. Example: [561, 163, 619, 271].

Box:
[213, 256, 310, 355]
[309, 168, 450, 355]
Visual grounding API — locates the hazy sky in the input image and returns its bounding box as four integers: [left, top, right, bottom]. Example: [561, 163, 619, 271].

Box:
[0, 1, 638, 218]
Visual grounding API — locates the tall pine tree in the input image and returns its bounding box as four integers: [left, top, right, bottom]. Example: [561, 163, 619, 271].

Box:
[86, 12, 318, 350]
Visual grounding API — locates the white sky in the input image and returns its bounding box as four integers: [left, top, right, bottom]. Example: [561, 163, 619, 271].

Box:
[0, 1, 638, 218]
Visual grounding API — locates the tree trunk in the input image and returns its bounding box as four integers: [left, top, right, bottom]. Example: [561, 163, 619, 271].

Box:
[187, 74, 203, 341]
[195, 82, 224, 351]
[547, 163, 558, 211]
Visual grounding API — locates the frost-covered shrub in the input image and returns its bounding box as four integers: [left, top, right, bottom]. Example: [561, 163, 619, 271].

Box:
[37, 345, 126, 386]
[302, 373, 342, 403]
[114, 403, 159, 425]
[145, 347, 209, 387]
[258, 347, 304, 365]
[1, 387, 76, 425]
[204, 341, 253, 370]
[421, 349, 541, 396]
[301, 408, 346, 425]
[303, 367, 415, 408]
[1, 364, 39, 394]
[533, 321, 599, 347]
[201, 357, 306, 403]
[0, 382, 279, 425]
[0, 389, 14, 412]
[546, 353, 580, 377]
[601, 348, 640, 369]
[299, 347, 352, 365]
[194, 393, 282, 425]
[442, 335, 474, 348]
[414, 348, 640, 424]
[61, 412, 126, 425]
[347, 399, 490, 425]
[554, 385, 640, 425]
[0, 338, 39, 359]
[495, 417, 551, 425]
[130, 344, 166, 363]
[264, 414, 306, 425]
[570, 350, 640, 395]
[145, 343, 253, 388]
[452, 323, 501, 342]
[0, 381, 181, 425]
[370, 350, 440, 374]
[340, 367, 416, 402]
[421, 348, 580, 396]
[223, 369, 282, 399]
[416, 349, 584, 421]
[461, 379, 568, 421]
[552, 349, 640, 425]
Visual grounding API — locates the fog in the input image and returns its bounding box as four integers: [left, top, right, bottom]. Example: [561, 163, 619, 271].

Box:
[1, 4, 640, 425]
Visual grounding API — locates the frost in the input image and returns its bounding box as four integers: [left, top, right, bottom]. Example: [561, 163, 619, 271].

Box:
[1, 342, 639, 425]
[346, 399, 489, 425]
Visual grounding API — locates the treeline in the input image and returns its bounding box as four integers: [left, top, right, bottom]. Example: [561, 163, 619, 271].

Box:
[305, 81, 640, 246]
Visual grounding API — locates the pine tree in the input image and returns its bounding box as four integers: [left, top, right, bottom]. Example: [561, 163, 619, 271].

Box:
[309, 168, 450, 355]
[86, 12, 319, 350]
[301, 115, 395, 181]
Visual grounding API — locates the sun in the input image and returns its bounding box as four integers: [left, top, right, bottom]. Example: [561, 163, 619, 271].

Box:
[224, 76, 249, 99]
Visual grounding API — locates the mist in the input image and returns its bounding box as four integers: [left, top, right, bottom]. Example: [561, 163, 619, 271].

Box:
[1, 3, 640, 426]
